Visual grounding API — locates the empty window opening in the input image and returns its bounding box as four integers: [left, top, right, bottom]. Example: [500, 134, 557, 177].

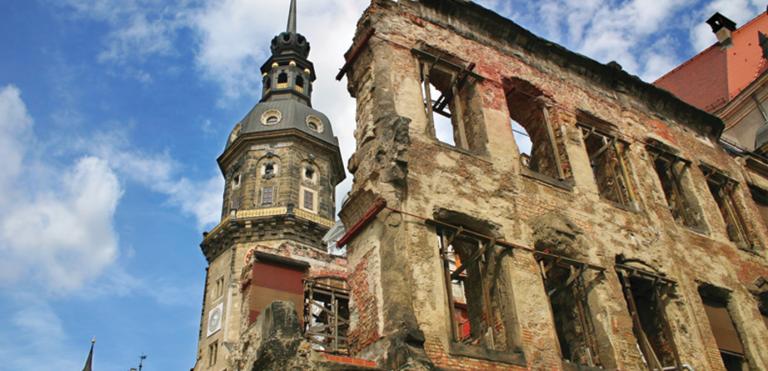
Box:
[264, 74, 271, 90]
[537, 253, 603, 367]
[699, 285, 747, 371]
[263, 163, 276, 178]
[232, 173, 241, 189]
[505, 77, 565, 180]
[304, 166, 315, 181]
[304, 277, 350, 354]
[702, 167, 750, 248]
[277, 71, 288, 89]
[295, 75, 305, 93]
[648, 149, 703, 229]
[581, 126, 634, 207]
[438, 227, 508, 351]
[617, 261, 681, 370]
[416, 48, 486, 154]
[261, 187, 274, 206]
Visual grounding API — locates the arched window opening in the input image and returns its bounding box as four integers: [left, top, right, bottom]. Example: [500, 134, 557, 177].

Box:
[504, 77, 566, 180]
[263, 163, 276, 178]
[277, 72, 288, 88]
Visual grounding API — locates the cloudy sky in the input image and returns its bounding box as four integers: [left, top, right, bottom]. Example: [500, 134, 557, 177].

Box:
[0, 0, 764, 369]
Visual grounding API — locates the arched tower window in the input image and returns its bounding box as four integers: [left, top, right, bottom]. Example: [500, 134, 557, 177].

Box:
[264, 75, 271, 90]
[296, 76, 304, 88]
[277, 71, 288, 88]
[262, 162, 278, 178]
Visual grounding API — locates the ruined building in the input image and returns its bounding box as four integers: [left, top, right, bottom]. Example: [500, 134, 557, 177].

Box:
[193, 1, 768, 370]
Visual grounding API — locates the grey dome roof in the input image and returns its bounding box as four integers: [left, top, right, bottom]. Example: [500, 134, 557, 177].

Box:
[228, 100, 338, 148]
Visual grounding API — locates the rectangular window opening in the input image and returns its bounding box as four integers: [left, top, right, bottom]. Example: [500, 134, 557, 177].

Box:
[649, 149, 702, 229]
[438, 227, 507, 352]
[416, 47, 485, 154]
[303, 277, 350, 355]
[617, 267, 680, 370]
[208, 340, 218, 367]
[261, 186, 274, 206]
[581, 126, 634, 207]
[537, 254, 603, 367]
[505, 77, 566, 180]
[699, 285, 747, 371]
[702, 167, 750, 248]
[302, 189, 315, 212]
[214, 276, 225, 298]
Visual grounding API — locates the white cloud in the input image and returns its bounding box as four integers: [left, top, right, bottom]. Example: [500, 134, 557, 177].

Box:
[0, 85, 122, 292]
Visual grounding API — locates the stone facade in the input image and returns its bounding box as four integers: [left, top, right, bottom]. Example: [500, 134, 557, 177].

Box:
[334, 1, 768, 370]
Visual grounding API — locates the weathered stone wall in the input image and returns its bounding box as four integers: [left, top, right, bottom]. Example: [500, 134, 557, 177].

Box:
[340, 1, 768, 370]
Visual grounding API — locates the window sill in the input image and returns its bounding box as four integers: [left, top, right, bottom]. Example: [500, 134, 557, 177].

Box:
[521, 167, 574, 191]
[433, 141, 493, 164]
[448, 342, 526, 366]
[601, 198, 640, 213]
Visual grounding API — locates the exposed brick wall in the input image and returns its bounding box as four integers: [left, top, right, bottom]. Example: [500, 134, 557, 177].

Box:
[347, 249, 380, 354]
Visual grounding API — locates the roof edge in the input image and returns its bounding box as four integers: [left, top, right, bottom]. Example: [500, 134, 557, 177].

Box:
[403, 0, 724, 138]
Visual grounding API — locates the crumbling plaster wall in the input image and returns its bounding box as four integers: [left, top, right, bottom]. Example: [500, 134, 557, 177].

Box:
[340, 1, 768, 370]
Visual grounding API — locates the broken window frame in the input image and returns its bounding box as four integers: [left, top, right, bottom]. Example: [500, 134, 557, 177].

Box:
[504, 78, 568, 181]
[437, 225, 506, 351]
[701, 165, 751, 249]
[616, 260, 682, 370]
[647, 147, 703, 230]
[414, 47, 483, 153]
[535, 250, 605, 368]
[303, 277, 350, 355]
[579, 125, 636, 208]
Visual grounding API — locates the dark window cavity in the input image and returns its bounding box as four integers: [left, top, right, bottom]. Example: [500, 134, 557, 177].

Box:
[648, 148, 704, 230]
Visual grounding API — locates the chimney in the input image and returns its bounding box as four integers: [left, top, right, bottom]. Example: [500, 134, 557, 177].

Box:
[707, 12, 737, 47]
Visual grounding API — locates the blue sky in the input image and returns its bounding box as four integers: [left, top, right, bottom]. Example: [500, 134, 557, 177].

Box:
[0, 0, 763, 370]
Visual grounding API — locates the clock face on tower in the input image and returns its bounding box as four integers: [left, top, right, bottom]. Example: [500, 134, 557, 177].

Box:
[207, 302, 224, 337]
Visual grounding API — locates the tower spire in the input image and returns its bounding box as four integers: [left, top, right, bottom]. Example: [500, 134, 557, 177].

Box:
[287, 0, 297, 33]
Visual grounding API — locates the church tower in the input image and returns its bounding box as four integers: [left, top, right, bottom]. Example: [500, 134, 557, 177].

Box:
[192, 1, 346, 369]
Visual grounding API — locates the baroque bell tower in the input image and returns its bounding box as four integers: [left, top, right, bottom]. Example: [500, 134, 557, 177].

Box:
[192, 1, 346, 369]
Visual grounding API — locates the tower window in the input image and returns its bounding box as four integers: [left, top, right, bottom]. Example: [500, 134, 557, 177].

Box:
[208, 341, 218, 367]
[261, 187, 275, 206]
[306, 116, 324, 133]
[277, 71, 288, 88]
[264, 74, 271, 90]
[232, 173, 241, 189]
[295, 76, 305, 93]
[263, 163, 277, 178]
[304, 167, 315, 182]
[300, 187, 316, 212]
